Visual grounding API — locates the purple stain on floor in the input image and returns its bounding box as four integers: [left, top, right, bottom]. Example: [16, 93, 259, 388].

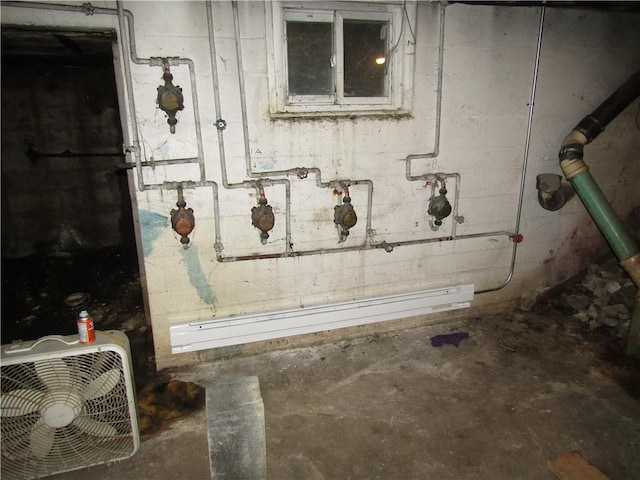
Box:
[430, 332, 469, 347]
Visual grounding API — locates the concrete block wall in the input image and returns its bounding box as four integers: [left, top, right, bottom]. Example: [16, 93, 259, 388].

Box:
[3, 1, 639, 369]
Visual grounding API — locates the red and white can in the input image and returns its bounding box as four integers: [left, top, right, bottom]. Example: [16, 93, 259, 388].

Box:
[77, 310, 96, 344]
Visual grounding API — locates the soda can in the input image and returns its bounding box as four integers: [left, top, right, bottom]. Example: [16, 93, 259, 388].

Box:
[77, 310, 96, 344]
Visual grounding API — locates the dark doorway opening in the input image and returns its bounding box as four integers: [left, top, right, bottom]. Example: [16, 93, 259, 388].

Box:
[1, 27, 155, 386]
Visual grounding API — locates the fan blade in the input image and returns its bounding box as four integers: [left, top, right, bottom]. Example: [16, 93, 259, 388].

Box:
[30, 418, 56, 459]
[35, 358, 72, 389]
[73, 416, 118, 437]
[1, 389, 44, 417]
[84, 369, 121, 399]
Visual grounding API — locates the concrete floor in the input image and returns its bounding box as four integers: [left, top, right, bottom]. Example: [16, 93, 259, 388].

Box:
[49, 311, 639, 480]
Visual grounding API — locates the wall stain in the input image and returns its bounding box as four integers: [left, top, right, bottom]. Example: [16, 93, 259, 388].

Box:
[181, 244, 216, 306]
[139, 210, 168, 257]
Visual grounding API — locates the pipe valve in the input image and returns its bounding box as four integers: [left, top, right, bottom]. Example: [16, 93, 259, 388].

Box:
[251, 197, 275, 245]
[170, 187, 195, 248]
[428, 187, 452, 227]
[157, 60, 184, 134]
[334, 196, 357, 242]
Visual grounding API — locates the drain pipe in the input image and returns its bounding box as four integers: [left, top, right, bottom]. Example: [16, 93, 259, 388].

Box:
[557, 67, 640, 356]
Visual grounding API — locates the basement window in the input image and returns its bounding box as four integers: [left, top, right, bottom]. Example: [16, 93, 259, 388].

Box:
[267, 1, 415, 117]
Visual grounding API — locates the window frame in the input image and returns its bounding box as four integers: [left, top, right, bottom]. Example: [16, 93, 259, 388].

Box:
[267, 1, 415, 117]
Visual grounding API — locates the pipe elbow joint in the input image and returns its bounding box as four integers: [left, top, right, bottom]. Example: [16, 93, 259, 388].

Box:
[536, 173, 575, 211]
[558, 130, 590, 180]
[558, 143, 584, 162]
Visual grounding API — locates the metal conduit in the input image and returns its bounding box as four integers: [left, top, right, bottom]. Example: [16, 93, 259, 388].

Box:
[402, 4, 545, 293]
[476, 5, 546, 294]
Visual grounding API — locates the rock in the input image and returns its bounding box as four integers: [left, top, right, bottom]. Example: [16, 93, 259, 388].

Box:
[605, 280, 621, 294]
[581, 274, 601, 292]
[572, 311, 590, 324]
[592, 296, 608, 309]
[564, 294, 591, 312]
[617, 320, 631, 338]
[587, 304, 599, 320]
[597, 304, 630, 328]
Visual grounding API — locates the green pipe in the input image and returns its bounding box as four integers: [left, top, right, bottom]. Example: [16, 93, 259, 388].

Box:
[567, 168, 640, 357]
[568, 169, 639, 262]
[557, 69, 640, 357]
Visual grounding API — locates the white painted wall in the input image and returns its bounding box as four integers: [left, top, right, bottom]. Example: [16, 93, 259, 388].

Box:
[3, 1, 639, 369]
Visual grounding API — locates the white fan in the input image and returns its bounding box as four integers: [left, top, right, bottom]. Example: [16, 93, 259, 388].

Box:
[1, 331, 139, 479]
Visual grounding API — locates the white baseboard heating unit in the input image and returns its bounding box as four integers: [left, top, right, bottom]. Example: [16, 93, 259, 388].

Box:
[170, 284, 474, 354]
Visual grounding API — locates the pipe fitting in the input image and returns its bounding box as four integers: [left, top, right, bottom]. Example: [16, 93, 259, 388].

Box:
[560, 129, 589, 149]
[575, 114, 604, 142]
[621, 253, 640, 290]
[157, 60, 184, 134]
[251, 197, 275, 245]
[170, 188, 195, 248]
[536, 173, 575, 211]
[560, 158, 589, 180]
[334, 196, 357, 242]
[428, 185, 452, 228]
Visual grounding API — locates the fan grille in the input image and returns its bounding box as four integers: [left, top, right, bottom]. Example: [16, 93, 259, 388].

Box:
[1, 349, 137, 479]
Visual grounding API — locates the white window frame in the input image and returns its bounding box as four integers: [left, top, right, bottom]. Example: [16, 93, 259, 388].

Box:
[266, 1, 415, 117]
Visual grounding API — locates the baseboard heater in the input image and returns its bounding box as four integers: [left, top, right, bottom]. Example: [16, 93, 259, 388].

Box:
[170, 284, 474, 354]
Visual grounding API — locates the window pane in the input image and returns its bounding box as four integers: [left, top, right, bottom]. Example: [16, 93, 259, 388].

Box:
[343, 21, 387, 97]
[286, 22, 333, 96]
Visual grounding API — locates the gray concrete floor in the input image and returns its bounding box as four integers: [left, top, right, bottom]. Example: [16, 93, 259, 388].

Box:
[49, 311, 640, 480]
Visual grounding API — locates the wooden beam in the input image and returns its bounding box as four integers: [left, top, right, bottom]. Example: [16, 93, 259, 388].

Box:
[547, 451, 609, 480]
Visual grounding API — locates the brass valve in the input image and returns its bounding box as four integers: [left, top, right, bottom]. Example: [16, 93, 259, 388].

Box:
[428, 188, 452, 226]
[157, 61, 184, 134]
[171, 199, 195, 247]
[334, 196, 357, 241]
[251, 197, 275, 245]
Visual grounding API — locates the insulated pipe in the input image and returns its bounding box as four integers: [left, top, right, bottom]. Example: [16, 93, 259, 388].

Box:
[558, 67, 640, 356]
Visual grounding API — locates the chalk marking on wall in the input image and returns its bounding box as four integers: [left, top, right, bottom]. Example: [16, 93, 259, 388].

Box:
[138, 210, 168, 257]
[181, 244, 216, 306]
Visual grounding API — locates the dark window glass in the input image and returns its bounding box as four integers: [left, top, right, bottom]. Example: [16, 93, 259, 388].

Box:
[343, 21, 387, 97]
[286, 21, 333, 96]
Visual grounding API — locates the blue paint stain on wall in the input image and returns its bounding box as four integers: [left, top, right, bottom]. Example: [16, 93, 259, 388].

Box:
[181, 245, 216, 306]
[138, 210, 168, 257]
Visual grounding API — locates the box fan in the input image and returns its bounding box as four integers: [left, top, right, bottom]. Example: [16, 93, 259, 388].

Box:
[1, 331, 139, 479]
